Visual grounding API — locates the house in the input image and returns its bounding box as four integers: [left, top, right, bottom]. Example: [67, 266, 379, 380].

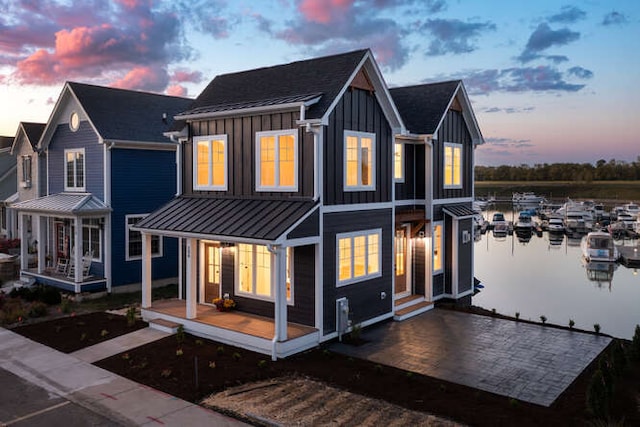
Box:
[6, 122, 46, 242]
[135, 49, 483, 359]
[0, 135, 17, 238]
[11, 82, 192, 293]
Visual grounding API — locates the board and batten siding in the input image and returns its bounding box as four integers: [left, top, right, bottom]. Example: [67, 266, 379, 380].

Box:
[183, 111, 314, 199]
[109, 148, 178, 287]
[47, 122, 104, 199]
[322, 209, 393, 335]
[457, 217, 473, 294]
[394, 144, 426, 201]
[433, 110, 473, 200]
[324, 88, 392, 205]
[412, 236, 426, 297]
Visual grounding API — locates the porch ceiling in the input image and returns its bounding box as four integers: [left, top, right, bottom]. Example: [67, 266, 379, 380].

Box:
[11, 193, 111, 216]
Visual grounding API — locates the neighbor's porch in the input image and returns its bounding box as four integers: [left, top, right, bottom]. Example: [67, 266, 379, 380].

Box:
[143, 299, 319, 358]
[21, 267, 107, 293]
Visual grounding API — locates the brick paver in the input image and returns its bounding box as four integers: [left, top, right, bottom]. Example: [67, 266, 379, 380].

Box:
[331, 309, 611, 407]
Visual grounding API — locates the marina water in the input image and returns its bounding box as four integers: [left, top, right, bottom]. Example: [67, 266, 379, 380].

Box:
[473, 207, 640, 340]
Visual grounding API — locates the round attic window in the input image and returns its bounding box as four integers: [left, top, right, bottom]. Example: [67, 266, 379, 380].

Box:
[69, 111, 80, 131]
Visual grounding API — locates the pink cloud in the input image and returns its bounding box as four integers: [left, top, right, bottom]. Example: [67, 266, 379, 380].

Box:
[166, 84, 188, 97]
[170, 69, 203, 84]
[111, 66, 169, 92]
[298, 0, 354, 24]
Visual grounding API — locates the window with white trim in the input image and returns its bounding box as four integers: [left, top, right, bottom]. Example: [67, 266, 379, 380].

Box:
[394, 142, 404, 182]
[126, 215, 163, 260]
[193, 135, 227, 191]
[344, 130, 375, 190]
[64, 148, 85, 191]
[433, 222, 443, 274]
[444, 143, 462, 188]
[337, 229, 381, 286]
[237, 244, 294, 303]
[70, 218, 101, 261]
[256, 130, 298, 191]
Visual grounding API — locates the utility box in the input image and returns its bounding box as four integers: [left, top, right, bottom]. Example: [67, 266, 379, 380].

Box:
[336, 297, 350, 341]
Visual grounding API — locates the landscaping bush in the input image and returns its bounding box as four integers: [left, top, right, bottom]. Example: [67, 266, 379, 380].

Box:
[9, 285, 61, 305]
[629, 325, 640, 362]
[586, 369, 609, 419]
[39, 286, 61, 305]
[28, 301, 48, 318]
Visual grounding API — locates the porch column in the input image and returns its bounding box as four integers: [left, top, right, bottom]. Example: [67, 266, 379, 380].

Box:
[36, 215, 46, 273]
[185, 238, 197, 319]
[73, 216, 82, 292]
[273, 245, 287, 341]
[19, 213, 28, 270]
[141, 232, 152, 309]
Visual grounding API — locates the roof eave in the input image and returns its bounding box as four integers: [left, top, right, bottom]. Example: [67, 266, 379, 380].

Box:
[104, 139, 177, 151]
[175, 97, 320, 121]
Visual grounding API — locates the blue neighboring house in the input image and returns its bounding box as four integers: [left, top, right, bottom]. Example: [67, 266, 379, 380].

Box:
[0, 136, 17, 238]
[12, 82, 192, 293]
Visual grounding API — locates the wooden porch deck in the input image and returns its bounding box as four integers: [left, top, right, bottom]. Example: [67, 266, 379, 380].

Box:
[22, 268, 107, 292]
[145, 299, 317, 341]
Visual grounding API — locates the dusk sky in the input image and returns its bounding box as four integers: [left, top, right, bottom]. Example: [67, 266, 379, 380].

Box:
[1, 0, 638, 166]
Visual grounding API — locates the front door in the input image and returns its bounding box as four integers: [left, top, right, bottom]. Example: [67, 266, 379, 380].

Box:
[395, 225, 410, 296]
[203, 243, 221, 304]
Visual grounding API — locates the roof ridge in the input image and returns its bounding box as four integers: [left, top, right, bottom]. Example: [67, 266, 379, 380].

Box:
[67, 81, 192, 101]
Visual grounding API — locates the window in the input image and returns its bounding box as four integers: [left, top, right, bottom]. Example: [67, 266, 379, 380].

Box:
[394, 143, 404, 182]
[64, 148, 85, 191]
[337, 229, 381, 286]
[69, 111, 80, 131]
[126, 215, 162, 260]
[193, 135, 227, 190]
[344, 131, 375, 190]
[21, 155, 32, 187]
[70, 219, 101, 260]
[444, 143, 462, 188]
[256, 130, 297, 191]
[236, 244, 293, 302]
[433, 222, 443, 273]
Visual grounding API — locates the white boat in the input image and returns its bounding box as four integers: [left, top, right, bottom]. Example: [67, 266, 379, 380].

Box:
[617, 213, 635, 230]
[623, 202, 640, 219]
[547, 217, 565, 233]
[564, 211, 587, 232]
[491, 212, 509, 236]
[580, 231, 620, 262]
[512, 192, 545, 206]
[515, 211, 533, 230]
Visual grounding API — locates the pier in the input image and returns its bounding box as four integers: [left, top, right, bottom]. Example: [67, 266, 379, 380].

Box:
[618, 245, 640, 267]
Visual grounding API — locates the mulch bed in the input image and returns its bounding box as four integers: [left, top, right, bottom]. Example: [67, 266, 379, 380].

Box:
[9, 312, 640, 426]
[11, 312, 148, 353]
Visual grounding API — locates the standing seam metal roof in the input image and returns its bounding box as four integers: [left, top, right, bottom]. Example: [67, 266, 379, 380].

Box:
[11, 193, 111, 215]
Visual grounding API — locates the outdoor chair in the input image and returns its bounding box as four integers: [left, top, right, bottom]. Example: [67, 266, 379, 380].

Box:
[67, 250, 93, 279]
[55, 258, 69, 274]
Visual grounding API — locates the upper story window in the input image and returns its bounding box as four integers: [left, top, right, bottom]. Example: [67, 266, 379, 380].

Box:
[256, 130, 298, 192]
[394, 142, 404, 182]
[344, 130, 375, 191]
[21, 155, 32, 187]
[126, 215, 163, 260]
[193, 135, 227, 191]
[337, 229, 381, 286]
[69, 111, 80, 132]
[444, 143, 462, 188]
[64, 148, 85, 191]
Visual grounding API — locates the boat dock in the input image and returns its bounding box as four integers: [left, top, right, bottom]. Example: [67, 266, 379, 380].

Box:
[618, 245, 640, 267]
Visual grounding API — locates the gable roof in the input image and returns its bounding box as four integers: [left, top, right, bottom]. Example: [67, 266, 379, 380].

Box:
[0, 136, 13, 150]
[11, 122, 45, 154]
[390, 80, 483, 144]
[41, 82, 193, 149]
[11, 193, 111, 216]
[175, 49, 404, 131]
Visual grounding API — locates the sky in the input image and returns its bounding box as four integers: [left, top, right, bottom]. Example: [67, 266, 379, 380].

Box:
[1, 0, 638, 166]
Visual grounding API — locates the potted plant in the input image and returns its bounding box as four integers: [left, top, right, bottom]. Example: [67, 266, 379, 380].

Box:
[213, 297, 236, 312]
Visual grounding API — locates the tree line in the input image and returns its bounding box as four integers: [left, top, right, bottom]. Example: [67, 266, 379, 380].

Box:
[475, 158, 640, 181]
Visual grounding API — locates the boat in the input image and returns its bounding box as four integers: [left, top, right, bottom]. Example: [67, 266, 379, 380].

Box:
[616, 212, 635, 230]
[512, 192, 545, 206]
[564, 211, 588, 232]
[623, 202, 640, 219]
[547, 217, 565, 234]
[582, 259, 618, 288]
[515, 211, 533, 230]
[580, 231, 620, 262]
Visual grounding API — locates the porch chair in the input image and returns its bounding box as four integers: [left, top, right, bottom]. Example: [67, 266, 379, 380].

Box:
[67, 250, 93, 279]
[55, 258, 69, 275]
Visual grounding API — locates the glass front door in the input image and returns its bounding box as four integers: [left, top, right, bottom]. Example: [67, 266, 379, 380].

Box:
[203, 243, 221, 304]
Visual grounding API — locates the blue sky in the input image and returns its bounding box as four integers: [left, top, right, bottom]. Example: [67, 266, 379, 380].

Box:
[1, 0, 638, 166]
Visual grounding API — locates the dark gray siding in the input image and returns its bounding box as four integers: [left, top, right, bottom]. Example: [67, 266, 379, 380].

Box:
[324, 88, 392, 205]
[394, 144, 415, 200]
[457, 218, 473, 294]
[412, 237, 425, 296]
[184, 111, 314, 199]
[322, 209, 393, 335]
[287, 210, 319, 239]
[415, 145, 425, 199]
[444, 214, 453, 295]
[433, 110, 473, 200]
[433, 274, 444, 297]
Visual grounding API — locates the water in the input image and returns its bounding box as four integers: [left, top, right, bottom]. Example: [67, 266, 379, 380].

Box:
[473, 207, 640, 340]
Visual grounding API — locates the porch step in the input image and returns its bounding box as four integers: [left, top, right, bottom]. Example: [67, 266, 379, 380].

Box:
[148, 318, 182, 334]
[394, 301, 434, 321]
[394, 295, 425, 311]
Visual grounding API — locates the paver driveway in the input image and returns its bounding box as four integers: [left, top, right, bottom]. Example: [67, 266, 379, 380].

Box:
[331, 309, 611, 406]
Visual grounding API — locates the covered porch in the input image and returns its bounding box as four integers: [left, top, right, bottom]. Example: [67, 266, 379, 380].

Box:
[144, 299, 319, 358]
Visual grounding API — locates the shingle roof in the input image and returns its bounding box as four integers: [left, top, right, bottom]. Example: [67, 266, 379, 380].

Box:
[135, 196, 318, 242]
[21, 122, 45, 150]
[390, 81, 460, 135]
[67, 82, 193, 143]
[178, 49, 369, 124]
[11, 193, 111, 215]
[0, 136, 13, 150]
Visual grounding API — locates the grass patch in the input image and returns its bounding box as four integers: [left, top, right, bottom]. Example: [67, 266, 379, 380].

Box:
[76, 284, 177, 312]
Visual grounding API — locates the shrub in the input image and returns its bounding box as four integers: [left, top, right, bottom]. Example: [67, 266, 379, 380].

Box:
[28, 301, 48, 318]
[598, 358, 614, 398]
[515, 312, 520, 320]
[586, 369, 609, 418]
[232, 352, 241, 361]
[175, 348, 183, 357]
[350, 324, 362, 342]
[610, 341, 627, 376]
[540, 315, 547, 324]
[257, 360, 267, 369]
[60, 298, 72, 314]
[175, 325, 185, 344]
[100, 329, 109, 337]
[594, 324, 601, 334]
[39, 286, 61, 305]
[216, 345, 225, 355]
[569, 319, 575, 329]
[126, 306, 137, 327]
[629, 324, 640, 362]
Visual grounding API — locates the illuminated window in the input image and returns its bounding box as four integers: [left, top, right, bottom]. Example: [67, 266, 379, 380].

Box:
[237, 244, 293, 302]
[64, 148, 85, 191]
[394, 142, 404, 182]
[193, 135, 227, 191]
[126, 215, 162, 260]
[433, 222, 443, 273]
[256, 130, 298, 191]
[444, 143, 462, 188]
[344, 130, 375, 190]
[337, 229, 382, 286]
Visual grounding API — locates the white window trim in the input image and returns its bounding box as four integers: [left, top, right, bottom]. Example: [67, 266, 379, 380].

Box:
[343, 130, 376, 191]
[73, 219, 102, 262]
[234, 244, 295, 303]
[125, 214, 163, 261]
[193, 134, 228, 191]
[443, 142, 463, 189]
[255, 129, 298, 192]
[64, 148, 86, 192]
[336, 228, 382, 287]
[394, 142, 404, 183]
[433, 221, 444, 274]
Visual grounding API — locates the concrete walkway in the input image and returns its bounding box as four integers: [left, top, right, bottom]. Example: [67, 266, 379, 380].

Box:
[72, 327, 170, 363]
[331, 309, 611, 407]
[0, 327, 247, 426]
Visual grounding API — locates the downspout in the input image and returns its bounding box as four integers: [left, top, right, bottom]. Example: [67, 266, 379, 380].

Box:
[266, 243, 286, 361]
[304, 123, 322, 201]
